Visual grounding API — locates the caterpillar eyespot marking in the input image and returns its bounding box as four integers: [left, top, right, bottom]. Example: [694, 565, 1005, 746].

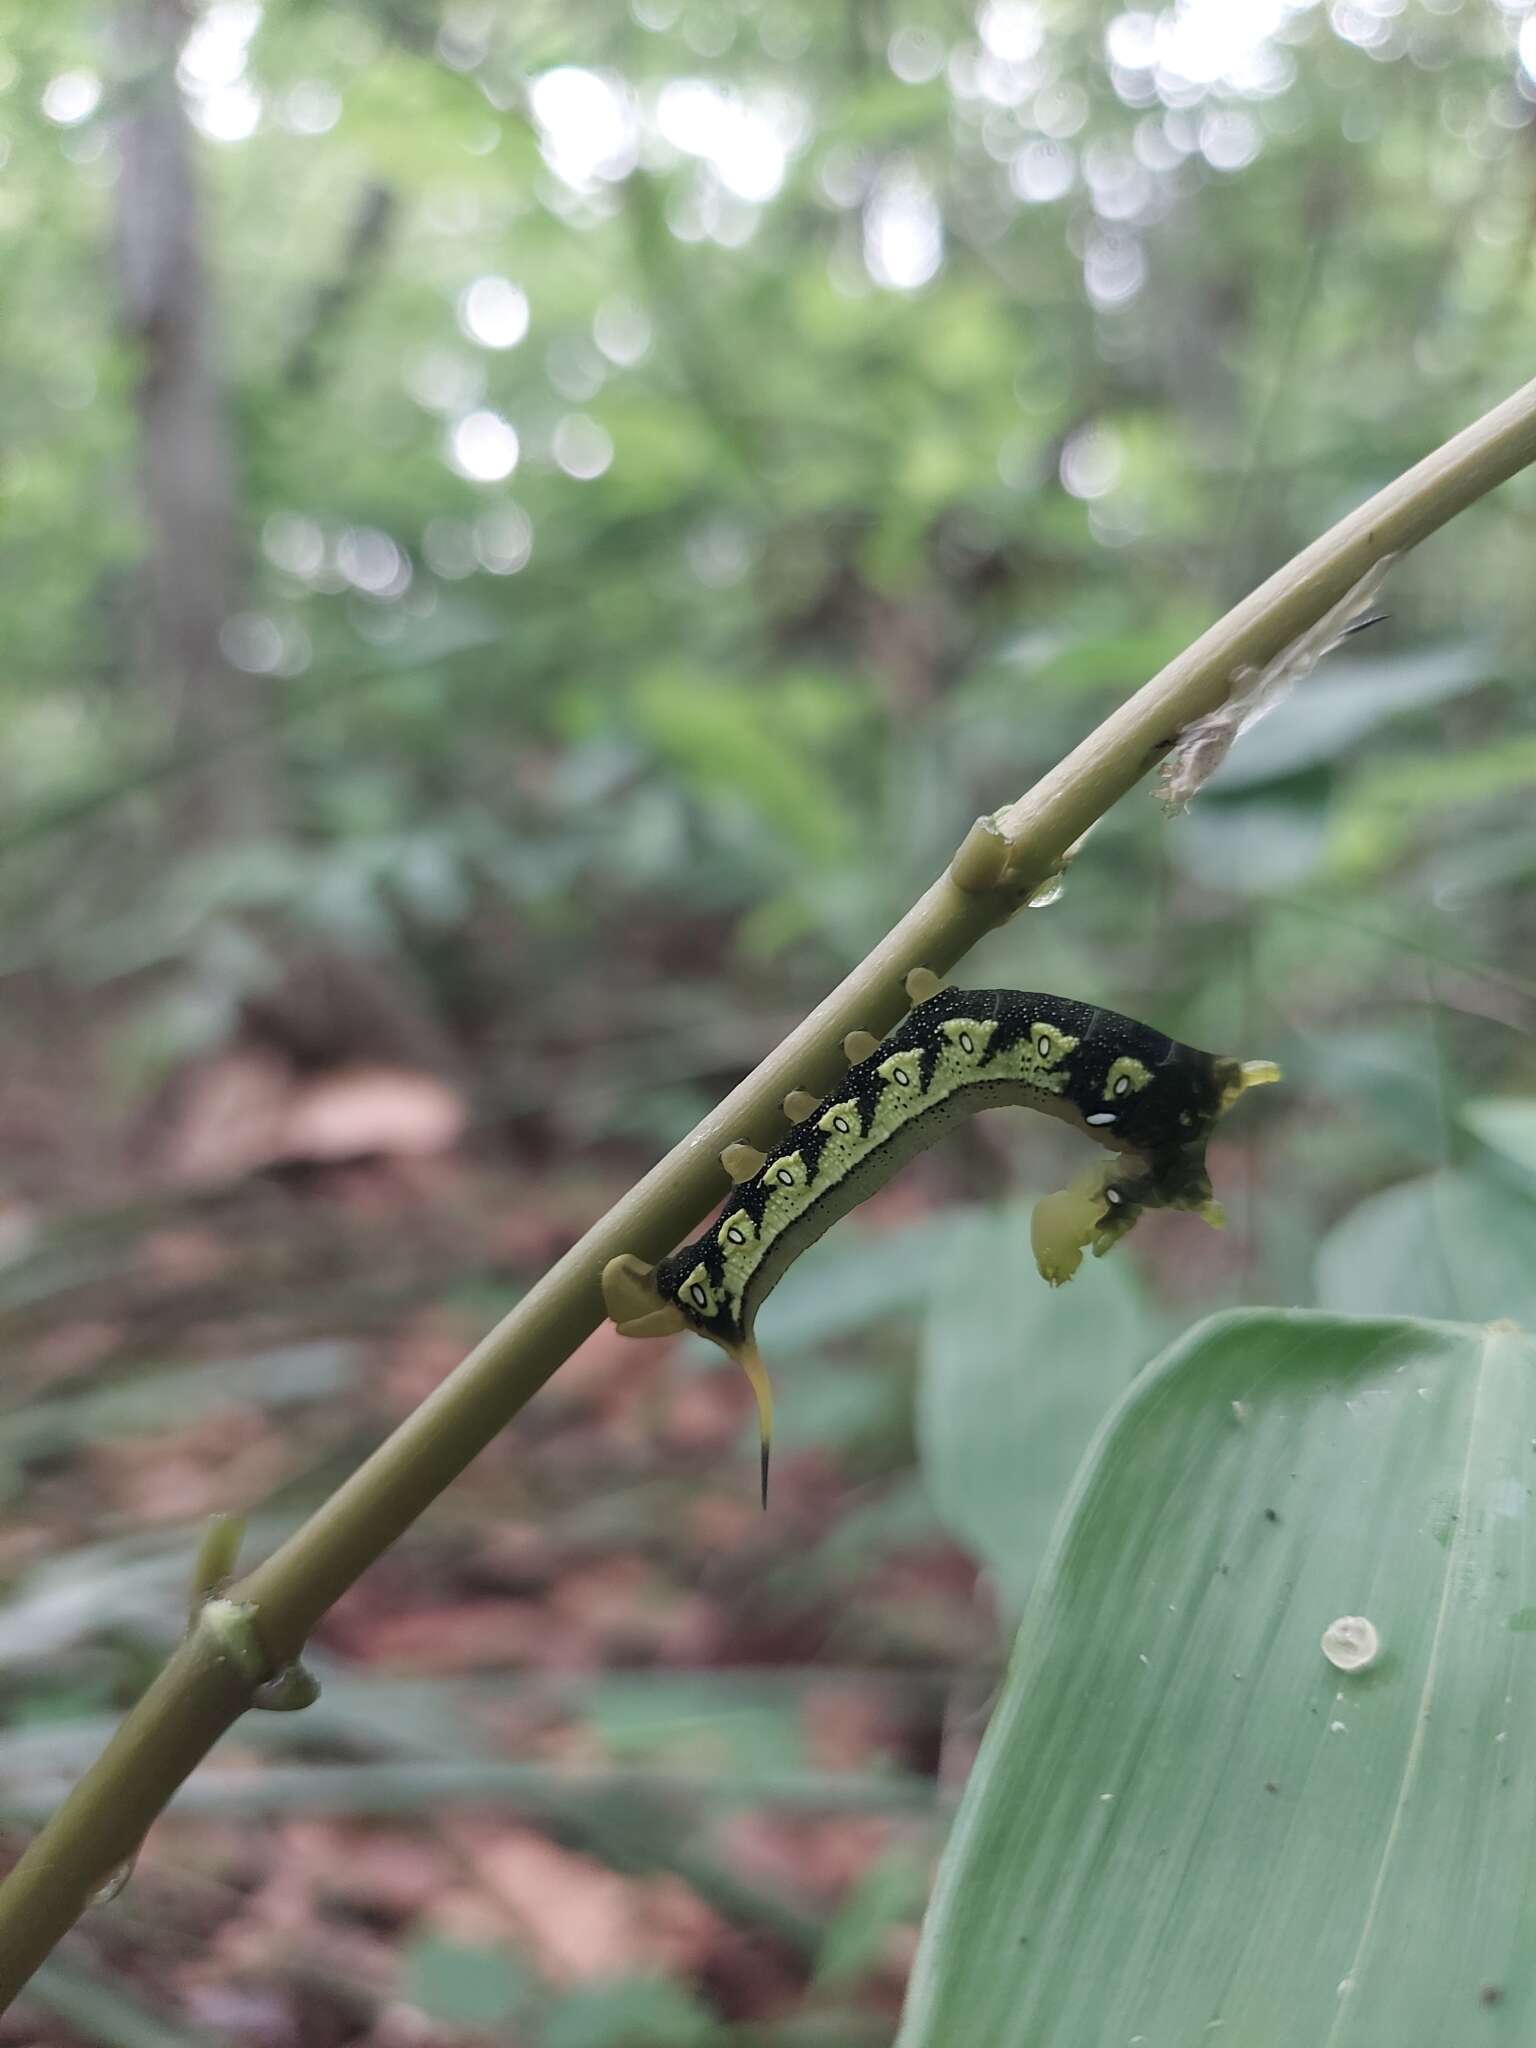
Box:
[879, 1051, 922, 1089]
[610, 985, 1280, 1507]
[1105, 1056, 1153, 1101]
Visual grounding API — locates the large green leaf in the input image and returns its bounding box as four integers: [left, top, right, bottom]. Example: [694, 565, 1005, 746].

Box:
[901, 1310, 1536, 2045]
[1203, 642, 1496, 792]
[1314, 1171, 1536, 1324]
[1462, 1096, 1536, 1186]
[917, 1202, 1157, 1613]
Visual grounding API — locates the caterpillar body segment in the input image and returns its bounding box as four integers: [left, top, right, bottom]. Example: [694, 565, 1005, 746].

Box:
[612, 984, 1279, 1502]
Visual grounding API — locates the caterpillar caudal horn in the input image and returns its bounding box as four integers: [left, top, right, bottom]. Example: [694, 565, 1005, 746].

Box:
[735, 1337, 774, 1510]
[600, 1252, 775, 1505]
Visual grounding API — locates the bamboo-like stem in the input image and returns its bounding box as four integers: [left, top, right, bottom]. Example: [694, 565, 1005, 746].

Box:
[3, 375, 1536, 2003]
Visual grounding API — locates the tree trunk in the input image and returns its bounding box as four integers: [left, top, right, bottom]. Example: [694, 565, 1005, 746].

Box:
[112, 0, 281, 849]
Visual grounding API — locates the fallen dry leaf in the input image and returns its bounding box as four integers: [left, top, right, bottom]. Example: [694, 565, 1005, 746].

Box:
[281, 1066, 466, 1163]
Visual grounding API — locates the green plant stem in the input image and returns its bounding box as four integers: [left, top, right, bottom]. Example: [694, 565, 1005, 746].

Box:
[2, 373, 1535, 2004]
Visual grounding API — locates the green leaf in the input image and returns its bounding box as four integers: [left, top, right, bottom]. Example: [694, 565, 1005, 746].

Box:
[917, 1203, 1156, 1613]
[1314, 1171, 1536, 1324]
[631, 665, 860, 866]
[541, 1977, 716, 2048]
[1205, 641, 1495, 791]
[402, 1935, 530, 2028]
[763, 1216, 962, 1352]
[1294, 1023, 1453, 1161]
[815, 1846, 928, 1989]
[24, 1962, 221, 2048]
[1329, 735, 1536, 880]
[1461, 1097, 1536, 1185]
[1170, 790, 1329, 893]
[901, 1311, 1536, 2044]
[589, 1676, 805, 1774]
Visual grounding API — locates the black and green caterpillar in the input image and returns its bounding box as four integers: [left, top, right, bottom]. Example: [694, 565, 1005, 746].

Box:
[604, 970, 1278, 1502]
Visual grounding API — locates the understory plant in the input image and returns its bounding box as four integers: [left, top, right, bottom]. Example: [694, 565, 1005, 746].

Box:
[3, 377, 1536, 2036]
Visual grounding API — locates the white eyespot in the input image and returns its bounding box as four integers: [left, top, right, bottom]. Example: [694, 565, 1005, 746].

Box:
[1114, 1074, 1131, 1097]
[726, 1228, 745, 1245]
[1086, 1111, 1117, 1126]
[958, 1032, 974, 1054]
[833, 1116, 851, 1134]
[1036, 1033, 1053, 1058]
[689, 1283, 710, 1309]
[1106, 1188, 1122, 1204]
[775, 1167, 795, 1185]
[892, 1066, 910, 1086]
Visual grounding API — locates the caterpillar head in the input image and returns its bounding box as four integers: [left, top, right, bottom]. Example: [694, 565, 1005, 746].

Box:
[1214, 1057, 1282, 1115]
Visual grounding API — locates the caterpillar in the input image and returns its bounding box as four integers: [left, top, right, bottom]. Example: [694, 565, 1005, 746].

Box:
[603, 969, 1278, 1505]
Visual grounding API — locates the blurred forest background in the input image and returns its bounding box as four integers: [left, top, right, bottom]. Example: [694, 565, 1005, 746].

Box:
[4, 0, 1536, 2041]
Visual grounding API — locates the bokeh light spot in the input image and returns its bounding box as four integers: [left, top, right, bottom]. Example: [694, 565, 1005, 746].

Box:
[529, 67, 638, 186]
[1084, 233, 1147, 308]
[1010, 139, 1076, 202]
[282, 81, 341, 135]
[552, 414, 614, 480]
[474, 505, 534, 574]
[262, 513, 325, 581]
[1060, 423, 1123, 500]
[219, 612, 284, 674]
[864, 165, 944, 290]
[336, 527, 411, 598]
[1200, 107, 1261, 169]
[593, 297, 652, 366]
[655, 79, 792, 202]
[458, 276, 529, 350]
[978, 0, 1045, 64]
[450, 410, 520, 482]
[889, 25, 948, 83]
[190, 82, 262, 143]
[41, 71, 101, 126]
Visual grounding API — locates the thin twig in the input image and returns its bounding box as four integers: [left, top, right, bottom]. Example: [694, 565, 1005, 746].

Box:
[3, 374, 1536, 2003]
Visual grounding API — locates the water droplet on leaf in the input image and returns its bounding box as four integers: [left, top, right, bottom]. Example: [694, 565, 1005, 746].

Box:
[1321, 1614, 1380, 1673]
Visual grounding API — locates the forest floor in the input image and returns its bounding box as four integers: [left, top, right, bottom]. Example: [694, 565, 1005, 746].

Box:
[0, 1015, 994, 2046]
